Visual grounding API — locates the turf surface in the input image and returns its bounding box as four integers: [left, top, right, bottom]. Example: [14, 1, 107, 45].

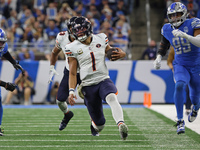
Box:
[0, 106, 200, 150]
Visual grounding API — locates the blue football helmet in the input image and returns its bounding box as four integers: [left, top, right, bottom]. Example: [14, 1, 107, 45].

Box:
[72, 16, 92, 42]
[0, 28, 7, 52]
[167, 2, 188, 27]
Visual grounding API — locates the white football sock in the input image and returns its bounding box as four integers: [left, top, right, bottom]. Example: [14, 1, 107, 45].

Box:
[56, 100, 68, 114]
[106, 93, 124, 124]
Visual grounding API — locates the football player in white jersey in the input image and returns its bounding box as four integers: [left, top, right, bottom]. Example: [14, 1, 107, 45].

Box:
[66, 16, 128, 140]
[48, 17, 81, 131]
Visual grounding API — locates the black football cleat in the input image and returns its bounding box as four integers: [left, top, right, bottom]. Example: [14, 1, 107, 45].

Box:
[59, 111, 74, 131]
[90, 124, 99, 136]
[0, 127, 4, 136]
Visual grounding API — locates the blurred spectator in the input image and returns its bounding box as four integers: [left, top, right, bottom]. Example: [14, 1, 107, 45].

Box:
[86, 12, 100, 34]
[7, 10, 18, 28]
[99, 0, 111, 13]
[18, 44, 35, 61]
[17, 2, 31, 20]
[0, 0, 10, 19]
[74, 1, 86, 16]
[46, 2, 57, 20]
[86, 4, 101, 21]
[100, 4, 113, 23]
[59, 2, 76, 17]
[22, 24, 34, 43]
[6, 29, 14, 43]
[35, 8, 46, 27]
[100, 21, 114, 42]
[141, 40, 157, 60]
[113, 14, 131, 38]
[44, 19, 59, 41]
[33, 0, 47, 11]
[31, 31, 45, 52]
[112, 21, 129, 57]
[19, 9, 33, 26]
[102, 10, 113, 26]
[0, 15, 8, 30]
[113, 0, 129, 17]
[58, 13, 71, 31]
[187, 0, 199, 17]
[4, 71, 35, 105]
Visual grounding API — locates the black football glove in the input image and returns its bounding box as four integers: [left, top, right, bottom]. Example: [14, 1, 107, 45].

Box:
[5, 82, 17, 92]
[13, 61, 25, 75]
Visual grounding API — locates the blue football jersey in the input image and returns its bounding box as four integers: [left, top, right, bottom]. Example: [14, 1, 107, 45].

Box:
[161, 18, 200, 67]
[0, 43, 8, 59]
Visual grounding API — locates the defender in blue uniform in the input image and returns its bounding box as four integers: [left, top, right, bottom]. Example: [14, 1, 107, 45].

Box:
[154, 2, 200, 134]
[0, 28, 24, 136]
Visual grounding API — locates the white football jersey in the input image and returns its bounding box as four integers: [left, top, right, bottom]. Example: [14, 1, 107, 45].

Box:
[65, 33, 110, 86]
[55, 31, 72, 70]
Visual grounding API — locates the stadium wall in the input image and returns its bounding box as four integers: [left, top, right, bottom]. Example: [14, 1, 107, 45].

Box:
[0, 60, 175, 104]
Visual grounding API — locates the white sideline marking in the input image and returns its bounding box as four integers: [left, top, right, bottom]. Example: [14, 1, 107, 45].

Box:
[5, 133, 174, 136]
[0, 145, 152, 148]
[4, 129, 139, 131]
[0, 139, 149, 142]
[4, 124, 168, 126]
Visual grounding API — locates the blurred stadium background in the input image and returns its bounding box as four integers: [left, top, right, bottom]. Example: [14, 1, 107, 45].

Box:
[1, 1, 200, 149]
[0, 0, 199, 104]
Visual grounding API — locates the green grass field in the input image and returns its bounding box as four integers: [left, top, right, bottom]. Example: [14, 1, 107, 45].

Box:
[0, 106, 200, 150]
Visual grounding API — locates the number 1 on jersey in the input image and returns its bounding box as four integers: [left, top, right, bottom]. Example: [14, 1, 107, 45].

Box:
[90, 52, 96, 71]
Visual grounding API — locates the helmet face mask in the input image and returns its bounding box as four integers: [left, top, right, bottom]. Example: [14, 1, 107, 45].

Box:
[167, 2, 188, 27]
[72, 16, 92, 42]
[0, 28, 7, 52]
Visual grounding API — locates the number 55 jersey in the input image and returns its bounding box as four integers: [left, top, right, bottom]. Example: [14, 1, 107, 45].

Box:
[162, 17, 200, 67]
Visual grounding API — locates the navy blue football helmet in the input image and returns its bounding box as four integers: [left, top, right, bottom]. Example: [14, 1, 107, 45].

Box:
[67, 16, 77, 37]
[72, 16, 92, 42]
[0, 28, 7, 52]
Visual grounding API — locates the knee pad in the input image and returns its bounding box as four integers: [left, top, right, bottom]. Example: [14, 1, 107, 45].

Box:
[92, 121, 105, 132]
[56, 100, 68, 113]
[175, 81, 186, 91]
[106, 93, 118, 104]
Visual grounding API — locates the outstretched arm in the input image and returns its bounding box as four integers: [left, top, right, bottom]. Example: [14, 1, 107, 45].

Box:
[3, 51, 25, 75]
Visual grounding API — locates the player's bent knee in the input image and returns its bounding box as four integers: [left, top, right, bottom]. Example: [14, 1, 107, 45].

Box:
[175, 81, 186, 91]
[106, 93, 118, 103]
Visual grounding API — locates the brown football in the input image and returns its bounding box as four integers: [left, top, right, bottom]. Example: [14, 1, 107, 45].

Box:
[106, 48, 118, 60]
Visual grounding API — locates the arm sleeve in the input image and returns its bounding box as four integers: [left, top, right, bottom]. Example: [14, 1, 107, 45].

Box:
[187, 34, 200, 47]
[3, 51, 17, 65]
[157, 35, 170, 57]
